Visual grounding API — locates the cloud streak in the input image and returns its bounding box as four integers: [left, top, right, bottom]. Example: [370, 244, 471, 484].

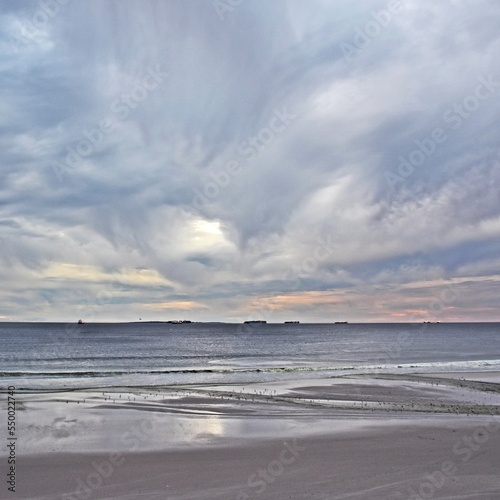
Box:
[1, 0, 499, 322]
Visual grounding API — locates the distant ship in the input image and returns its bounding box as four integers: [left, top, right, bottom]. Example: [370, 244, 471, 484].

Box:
[77, 319, 84, 324]
[167, 320, 192, 324]
[244, 320, 267, 324]
[284, 321, 300, 324]
[335, 321, 348, 324]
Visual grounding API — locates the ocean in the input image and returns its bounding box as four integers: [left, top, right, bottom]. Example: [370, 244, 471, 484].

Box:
[2, 322, 500, 389]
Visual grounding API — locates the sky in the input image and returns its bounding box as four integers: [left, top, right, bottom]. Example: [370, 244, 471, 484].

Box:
[1, 0, 500, 323]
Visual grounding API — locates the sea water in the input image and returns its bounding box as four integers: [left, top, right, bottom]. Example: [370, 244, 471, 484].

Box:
[1, 322, 500, 389]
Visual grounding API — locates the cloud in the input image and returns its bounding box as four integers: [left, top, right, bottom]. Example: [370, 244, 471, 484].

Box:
[1, 0, 499, 321]
[144, 300, 209, 311]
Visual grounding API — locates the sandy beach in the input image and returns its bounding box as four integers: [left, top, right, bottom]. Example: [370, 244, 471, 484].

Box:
[5, 372, 500, 499]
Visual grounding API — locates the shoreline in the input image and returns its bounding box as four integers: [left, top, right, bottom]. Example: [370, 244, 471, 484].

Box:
[4, 371, 500, 499]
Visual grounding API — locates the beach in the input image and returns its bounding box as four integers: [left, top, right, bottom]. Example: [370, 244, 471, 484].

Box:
[6, 371, 500, 499]
[3, 0, 500, 497]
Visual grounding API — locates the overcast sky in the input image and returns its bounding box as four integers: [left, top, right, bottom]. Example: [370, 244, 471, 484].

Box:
[1, 0, 499, 323]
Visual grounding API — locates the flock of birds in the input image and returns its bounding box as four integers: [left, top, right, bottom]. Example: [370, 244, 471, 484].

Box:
[56, 378, 500, 416]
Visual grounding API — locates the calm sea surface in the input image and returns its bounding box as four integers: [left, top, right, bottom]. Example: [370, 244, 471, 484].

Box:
[1, 322, 500, 389]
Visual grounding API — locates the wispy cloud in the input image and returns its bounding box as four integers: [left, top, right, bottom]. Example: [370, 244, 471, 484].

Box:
[1, 0, 499, 322]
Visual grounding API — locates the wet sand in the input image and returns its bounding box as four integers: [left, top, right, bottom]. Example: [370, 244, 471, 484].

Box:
[4, 372, 500, 499]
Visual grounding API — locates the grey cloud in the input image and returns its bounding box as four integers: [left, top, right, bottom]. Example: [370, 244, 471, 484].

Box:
[1, 0, 500, 321]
